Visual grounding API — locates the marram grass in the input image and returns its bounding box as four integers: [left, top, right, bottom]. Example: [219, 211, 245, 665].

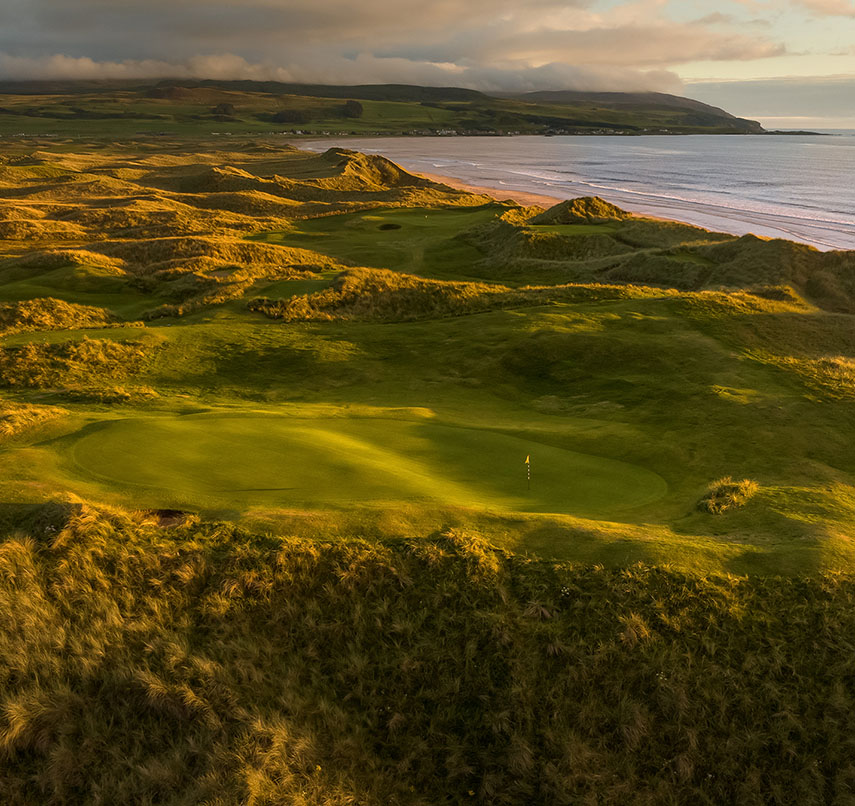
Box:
[2, 504, 855, 805]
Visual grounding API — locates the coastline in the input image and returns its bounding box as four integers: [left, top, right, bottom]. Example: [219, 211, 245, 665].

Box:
[417, 170, 683, 225]
[417, 170, 564, 209]
[407, 168, 854, 252]
[302, 136, 855, 251]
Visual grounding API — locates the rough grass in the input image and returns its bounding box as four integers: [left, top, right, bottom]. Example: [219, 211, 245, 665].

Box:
[698, 477, 760, 514]
[0, 399, 66, 438]
[529, 195, 630, 224]
[2, 506, 855, 804]
[249, 268, 667, 322]
[0, 336, 157, 391]
[0, 138, 854, 567]
[0, 146, 482, 321]
[1, 249, 126, 273]
[101, 236, 331, 273]
[760, 353, 855, 401]
[1, 139, 855, 801]
[0, 297, 116, 336]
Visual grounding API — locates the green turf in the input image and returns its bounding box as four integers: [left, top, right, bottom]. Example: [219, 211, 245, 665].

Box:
[527, 223, 619, 235]
[250, 207, 498, 280]
[0, 264, 156, 318]
[250, 273, 338, 300]
[4, 133, 855, 805]
[62, 412, 667, 515]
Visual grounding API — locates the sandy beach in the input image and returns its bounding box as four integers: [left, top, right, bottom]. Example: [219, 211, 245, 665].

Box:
[303, 135, 855, 251]
[417, 171, 564, 209]
[416, 170, 684, 226]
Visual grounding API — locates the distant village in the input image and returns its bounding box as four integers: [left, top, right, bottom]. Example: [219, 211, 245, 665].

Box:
[276, 127, 678, 137]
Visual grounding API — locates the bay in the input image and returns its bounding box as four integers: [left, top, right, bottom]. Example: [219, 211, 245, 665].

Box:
[304, 133, 855, 251]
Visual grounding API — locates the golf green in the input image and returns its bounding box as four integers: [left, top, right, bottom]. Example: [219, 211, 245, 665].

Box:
[68, 414, 667, 515]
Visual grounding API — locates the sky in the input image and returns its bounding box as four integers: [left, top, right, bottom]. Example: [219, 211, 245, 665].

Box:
[0, 0, 853, 127]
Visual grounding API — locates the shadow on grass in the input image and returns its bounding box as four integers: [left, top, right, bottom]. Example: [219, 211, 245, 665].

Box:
[723, 541, 825, 577]
[517, 521, 659, 566]
[0, 500, 82, 537]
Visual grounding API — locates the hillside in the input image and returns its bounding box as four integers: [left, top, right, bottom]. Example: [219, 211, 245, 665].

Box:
[508, 89, 763, 133]
[0, 80, 764, 136]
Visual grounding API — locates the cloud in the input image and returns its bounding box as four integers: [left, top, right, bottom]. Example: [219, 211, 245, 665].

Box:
[696, 12, 736, 24]
[0, 51, 685, 94]
[0, 53, 184, 81]
[686, 75, 855, 126]
[474, 26, 783, 67]
[0, 0, 785, 92]
[792, 0, 855, 15]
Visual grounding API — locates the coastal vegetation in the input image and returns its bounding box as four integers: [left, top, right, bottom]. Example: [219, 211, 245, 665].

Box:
[2, 505, 855, 804]
[1, 138, 854, 573]
[1, 134, 855, 801]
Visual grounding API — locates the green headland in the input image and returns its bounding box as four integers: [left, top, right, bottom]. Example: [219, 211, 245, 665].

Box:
[0, 79, 765, 136]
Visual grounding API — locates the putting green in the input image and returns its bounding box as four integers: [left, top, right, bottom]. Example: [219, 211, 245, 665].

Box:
[68, 414, 667, 515]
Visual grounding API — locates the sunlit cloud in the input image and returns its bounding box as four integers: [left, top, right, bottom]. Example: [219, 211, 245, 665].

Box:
[792, 0, 855, 15]
[0, 0, 784, 93]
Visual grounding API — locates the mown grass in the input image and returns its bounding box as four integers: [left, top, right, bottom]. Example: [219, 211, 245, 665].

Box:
[62, 412, 667, 516]
[249, 206, 498, 281]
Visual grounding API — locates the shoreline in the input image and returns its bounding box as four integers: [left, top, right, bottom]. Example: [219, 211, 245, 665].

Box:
[417, 170, 682, 227]
[416, 171, 565, 209]
[409, 170, 852, 252]
[302, 136, 855, 251]
[415, 168, 847, 250]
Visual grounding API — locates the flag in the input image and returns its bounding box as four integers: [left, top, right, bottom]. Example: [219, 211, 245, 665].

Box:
[524, 455, 530, 465]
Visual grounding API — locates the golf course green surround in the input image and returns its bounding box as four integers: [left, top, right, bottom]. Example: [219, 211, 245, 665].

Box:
[1, 138, 854, 574]
[60, 413, 668, 514]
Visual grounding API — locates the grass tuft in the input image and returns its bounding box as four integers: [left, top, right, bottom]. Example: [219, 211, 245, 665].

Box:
[698, 477, 760, 514]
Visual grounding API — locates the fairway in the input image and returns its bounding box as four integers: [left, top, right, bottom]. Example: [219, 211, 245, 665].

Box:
[250, 207, 497, 280]
[68, 414, 667, 515]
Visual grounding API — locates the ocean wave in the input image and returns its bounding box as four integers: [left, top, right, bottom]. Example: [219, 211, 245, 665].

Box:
[301, 135, 855, 250]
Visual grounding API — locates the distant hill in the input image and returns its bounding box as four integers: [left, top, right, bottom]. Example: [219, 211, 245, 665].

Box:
[0, 79, 765, 136]
[506, 90, 763, 133]
[0, 79, 486, 103]
[170, 80, 487, 103]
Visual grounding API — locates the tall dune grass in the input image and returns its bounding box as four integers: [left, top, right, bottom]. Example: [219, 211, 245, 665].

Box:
[1, 505, 855, 804]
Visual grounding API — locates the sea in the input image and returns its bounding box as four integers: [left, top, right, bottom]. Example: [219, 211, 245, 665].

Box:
[303, 132, 855, 251]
